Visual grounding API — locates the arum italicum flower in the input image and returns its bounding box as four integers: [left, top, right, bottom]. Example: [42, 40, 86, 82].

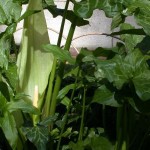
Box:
[17, 0, 54, 106]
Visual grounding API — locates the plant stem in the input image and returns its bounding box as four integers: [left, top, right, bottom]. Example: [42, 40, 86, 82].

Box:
[115, 102, 128, 150]
[56, 69, 80, 150]
[44, 0, 70, 118]
[49, 17, 77, 117]
[78, 87, 86, 141]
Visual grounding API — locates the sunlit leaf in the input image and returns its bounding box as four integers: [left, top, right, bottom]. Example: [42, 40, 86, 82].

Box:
[97, 49, 150, 100]
[120, 23, 144, 51]
[73, 0, 124, 18]
[57, 84, 75, 100]
[43, 44, 75, 64]
[111, 13, 125, 30]
[0, 23, 17, 69]
[0, 0, 21, 25]
[7, 99, 40, 114]
[123, 0, 150, 36]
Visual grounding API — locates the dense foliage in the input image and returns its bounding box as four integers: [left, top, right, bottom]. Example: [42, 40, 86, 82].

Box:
[0, 0, 150, 150]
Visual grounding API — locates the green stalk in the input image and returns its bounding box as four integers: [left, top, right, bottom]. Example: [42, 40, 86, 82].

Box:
[56, 69, 80, 150]
[115, 106, 123, 150]
[49, 17, 77, 117]
[102, 105, 106, 132]
[78, 87, 86, 141]
[44, 0, 70, 118]
[115, 102, 128, 150]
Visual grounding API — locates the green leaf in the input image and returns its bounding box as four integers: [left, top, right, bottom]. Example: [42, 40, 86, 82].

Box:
[0, 92, 7, 112]
[98, 56, 129, 89]
[39, 113, 58, 126]
[7, 99, 40, 114]
[22, 126, 49, 150]
[73, 0, 123, 18]
[0, 23, 17, 69]
[0, 82, 10, 101]
[73, 0, 98, 19]
[61, 96, 70, 108]
[0, 0, 21, 25]
[69, 136, 113, 150]
[111, 13, 125, 30]
[123, 0, 150, 36]
[111, 29, 146, 36]
[86, 136, 113, 150]
[98, 0, 124, 18]
[92, 85, 120, 107]
[97, 49, 150, 100]
[43, 44, 75, 64]
[57, 84, 75, 100]
[17, 0, 54, 102]
[62, 127, 72, 137]
[120, 23, 144, 51]
[45, 0, 54, 6]
[4, 63, 18, 90]
[17, 10, 41, 22]
[69, 141, 84, 150]
[45, 5, 89, 26]
[0, 112, 18, 149]
[133, 70, 150, 101]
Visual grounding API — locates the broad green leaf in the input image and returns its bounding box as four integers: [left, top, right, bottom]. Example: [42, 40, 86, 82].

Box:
[73, 0, 98, 19]
[87, 136, 113, 150]
[62, 127, 72, 137]
[74, 0, 124, 18]
[69, 136, 113, 150]
[0, 92, 7, 111]
[64, 66, 80, 78]
[3, 63, 18, 90]
[22, 126, 49, 150]
[0, 0, 21, 25]
[69, 141, 84, 150]
[74, 0, 121, 18]
[0, 82, 10, 101]
[0, 23, 17, 69]
[17, 0, 54, 102]
[98, 57, 129, 89]
[45, 0, 54, 5]
[97, 49, 150, 100]
[45, 5, 89, 26]
[98, 0, 124, 18]
[123, 0, 150, 36]
[61, 96, 70, 108]
[43, 44, 75, 64]
[57, 84, 75, 100]
[111, 13, 125, 30]
[133, 70, 150, 101]
[39, 113, 58, 126]
[92, 85, 120, 107]
[120, 23, 144, 51]
[7, 99, 40, 114]
[17, 10, 41, 22]
[0, 112, 18, 149]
